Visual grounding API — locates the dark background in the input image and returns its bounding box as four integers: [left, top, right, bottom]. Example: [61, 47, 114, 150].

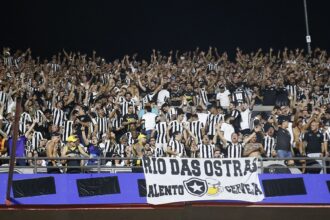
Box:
[1, 0, 329, 61]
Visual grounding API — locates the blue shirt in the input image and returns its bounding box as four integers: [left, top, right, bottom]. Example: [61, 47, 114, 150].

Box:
[8, 136, 27, 157]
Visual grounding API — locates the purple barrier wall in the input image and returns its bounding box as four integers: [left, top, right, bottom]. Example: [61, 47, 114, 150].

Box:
[259, 174, 330, 204]
[0, 173, 146, 205]
[0, 174, 329, 205]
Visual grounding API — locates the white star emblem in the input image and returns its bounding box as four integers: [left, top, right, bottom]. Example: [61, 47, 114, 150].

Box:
[189, 182, 203, 192]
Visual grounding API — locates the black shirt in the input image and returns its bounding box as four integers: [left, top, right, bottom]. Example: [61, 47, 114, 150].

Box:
[303, 130, 325, 154]
[123, 113, 138, 132]
[275, 128, 291, 151]
[76, 114, 92, 139]
[170, 90, 182, 106]
[262, 86, 277, 105]
[183, 91, 196, 104]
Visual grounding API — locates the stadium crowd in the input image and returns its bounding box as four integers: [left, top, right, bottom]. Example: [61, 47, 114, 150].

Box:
[0, 46, 329, 173]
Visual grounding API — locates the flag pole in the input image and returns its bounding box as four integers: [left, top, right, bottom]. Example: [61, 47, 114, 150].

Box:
[5, 97, 21, 205]
[303, 0, 312, 55]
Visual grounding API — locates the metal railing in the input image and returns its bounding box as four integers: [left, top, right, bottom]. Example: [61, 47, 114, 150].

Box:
[0, 156, 145, 174]
[257, 157, 330, 174]
[0, 156, 329, 174]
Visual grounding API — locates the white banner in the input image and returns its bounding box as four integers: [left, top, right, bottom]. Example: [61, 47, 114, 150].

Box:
[142, 157, 264, 205]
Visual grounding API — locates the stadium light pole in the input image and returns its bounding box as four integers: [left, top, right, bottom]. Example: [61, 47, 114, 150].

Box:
[303, 0, 312, 55]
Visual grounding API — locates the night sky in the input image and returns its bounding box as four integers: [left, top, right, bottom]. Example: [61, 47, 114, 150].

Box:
[1, 0, 329, 60]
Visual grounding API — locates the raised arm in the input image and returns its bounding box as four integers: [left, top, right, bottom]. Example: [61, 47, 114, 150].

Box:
[81, 127, 89, 146]
[183, 123, 198, 145]
[152, 78, 164, 94]
[216, 123, 227, 147]
[137, 75, 146, 92]
[0, 128, 8, 140]
[78, 145, 90, 157]
[24, 119, 36, 138]
[243, 132, 257, 144]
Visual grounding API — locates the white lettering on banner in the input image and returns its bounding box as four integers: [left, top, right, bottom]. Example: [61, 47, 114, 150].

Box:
[142, 157, 264, 205]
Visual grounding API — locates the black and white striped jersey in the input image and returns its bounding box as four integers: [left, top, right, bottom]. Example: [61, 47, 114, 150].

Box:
[44, 100, 53, 110]
[3, 56, 13, 66]
[25, 140, 32, 154]
[111, 116, 123, 131]
[122, 132, 136, 145]
[155, 122, 167, 144]
[0, 91, 8, 110]
[62, 120, 74, 142]
[286, 84, 297, 100]
[197, 144, 215, 158]
[96, 116, 109, 137]
[168, 139, 185, 157]
[154, 147, 165, 157]
[88, 92, 98, 105]
[142, 93, 155, 108]
[31, 131, 43, 151]
[324, 130, 330, 146]
[296, 87, 306, 101]
[118, 96, 125, 103]
[99, 73, 110, 85]
[225, 141, 244, 158]
[230, 109, 241, 120]
[232, 88, 247, 104]
[104, 104, 113, 116]
[199, 88, 208, 106]
[218, 114, 225, 122]
[319, 95, 330, 105]
[120, 99, 135, 116]
[50, 63, 60, 72]
[19, 112, 32, 133]
[52, 107, 65, 127]
[35, 110, 45, 124]
[115, 143, 126, 157]
[89, 117, 97, 135]
[189, 121, 204, 144]
[263, 135, 276, 157]
[206, 114, 223, 136]
[13, 56, 24, 68]
[207, 62, 218, 71]
[3, 121, 12, 135]
[169, 120, 183, 137]
[101, 139, 113, 156]
[164, 107, 177, 122]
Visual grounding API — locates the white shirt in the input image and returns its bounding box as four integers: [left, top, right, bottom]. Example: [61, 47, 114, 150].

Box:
[142, 112, 157, 131]
[197, 113, 208, 126]
[216, 90, 231, 108]
[288, 122, 294, 145]
[157, 89, 170, 107]
[221, 122, 235, 142]
[240, 109, 251, 130]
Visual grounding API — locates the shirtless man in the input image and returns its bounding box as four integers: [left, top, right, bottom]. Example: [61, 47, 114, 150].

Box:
[132, 134, 147, 166]
[46, 133, 61, 173]
[243, 132, 264, 157]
